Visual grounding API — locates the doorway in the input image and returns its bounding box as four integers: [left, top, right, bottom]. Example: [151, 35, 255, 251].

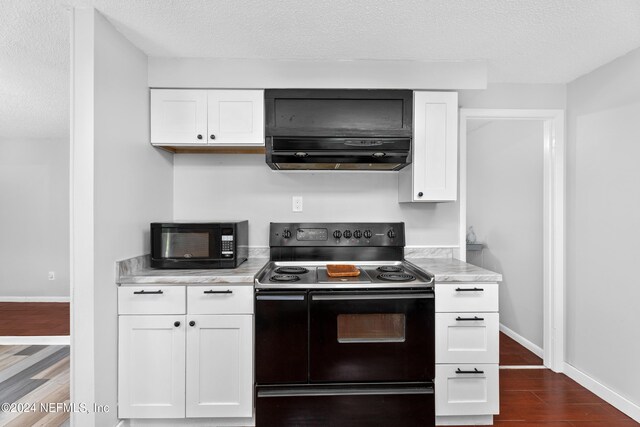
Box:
[459, 109, 565, 372]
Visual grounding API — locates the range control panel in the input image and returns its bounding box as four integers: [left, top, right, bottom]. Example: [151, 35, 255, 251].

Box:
[270, 222, 405, 247]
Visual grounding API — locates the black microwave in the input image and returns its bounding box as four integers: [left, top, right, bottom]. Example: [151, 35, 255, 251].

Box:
[150, 221, 248, 269]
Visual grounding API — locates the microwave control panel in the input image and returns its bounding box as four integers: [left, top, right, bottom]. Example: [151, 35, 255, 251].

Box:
[221, 229, 234, 258]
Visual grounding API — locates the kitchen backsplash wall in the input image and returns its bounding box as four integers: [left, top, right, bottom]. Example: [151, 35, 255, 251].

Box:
[173, 154, 460, 249]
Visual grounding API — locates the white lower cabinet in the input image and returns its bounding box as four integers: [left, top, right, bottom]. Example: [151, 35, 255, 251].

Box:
[435, 282, 499, 423]
[435, 364, 499, 416]
[118, 315, 186, 419]
[118, 285, 253, 420]
[186, 314, 253, 418]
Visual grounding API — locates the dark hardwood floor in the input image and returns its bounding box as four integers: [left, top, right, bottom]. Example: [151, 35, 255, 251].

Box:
[494, 369, 637, 426]
[500, 332, 543, 366]
[487, 331, 638, 426]
[0, 303, 70, 336]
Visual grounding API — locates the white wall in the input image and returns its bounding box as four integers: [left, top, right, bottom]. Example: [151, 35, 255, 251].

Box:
[71, 8, 173, 426]
[459, 83, 567, 110]
[148, 57, 487, 89]
[173, 154, 459, 247]
[466, 120, 544, 348]
[0, 138, 69, 298]
[566, 46, 640, 414]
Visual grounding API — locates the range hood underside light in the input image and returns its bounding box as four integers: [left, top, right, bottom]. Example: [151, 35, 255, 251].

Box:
[273, 163, 406, 171]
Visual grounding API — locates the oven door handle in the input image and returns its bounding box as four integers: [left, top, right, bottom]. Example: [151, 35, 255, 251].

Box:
[256, 295, 305, 301]
[257, 386, 434, 398]
[311, 293, 433, 301]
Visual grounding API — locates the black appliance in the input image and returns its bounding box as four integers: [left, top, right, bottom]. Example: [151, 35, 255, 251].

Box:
[150, 221, 248, 269]
[265, 90, 413, 171]
[254, 222, 435, 427]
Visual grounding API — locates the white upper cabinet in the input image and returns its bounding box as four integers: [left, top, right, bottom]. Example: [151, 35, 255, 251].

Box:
[151, 89, 208, 145]
[207, 90, 264, 145]
[150, 89, 264, 147]
[399, 91, 458, 202]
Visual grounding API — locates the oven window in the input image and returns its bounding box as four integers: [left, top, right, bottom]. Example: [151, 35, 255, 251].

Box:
[337, 313, 406, 343]
[161, 232, 209, 258]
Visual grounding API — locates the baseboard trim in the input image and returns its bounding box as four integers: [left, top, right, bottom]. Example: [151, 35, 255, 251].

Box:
[499, 323, 544, 358]
[0, 336, 71, 345]
[436, 415, 493, 425]
[0, 296, 70, 303]
[564, 362, 640, 423]
[500, 365, 547, 370]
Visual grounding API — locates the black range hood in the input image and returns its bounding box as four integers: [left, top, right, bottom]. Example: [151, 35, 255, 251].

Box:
[265, 89, 413, 171]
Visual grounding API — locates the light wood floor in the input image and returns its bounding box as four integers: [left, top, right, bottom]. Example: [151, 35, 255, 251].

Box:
[0, 303, 70, 336]
[0, 345, 70, 427]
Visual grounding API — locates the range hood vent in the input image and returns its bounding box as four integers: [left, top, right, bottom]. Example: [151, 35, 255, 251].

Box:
[265, 90, 413, 171]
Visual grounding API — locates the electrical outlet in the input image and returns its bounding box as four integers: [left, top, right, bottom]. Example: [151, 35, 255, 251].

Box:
[292, 196, 303, 212]
[48, 271, 56, 281]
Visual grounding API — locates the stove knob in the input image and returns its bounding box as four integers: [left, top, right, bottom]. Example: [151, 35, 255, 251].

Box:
[282, 229, 292, 239]
[353, 230, 362, 239]
[343, 230, 352, 239]
[363, 230, 372, 239]
[333, 230, 342, 239]
[387, 230, 396, 239]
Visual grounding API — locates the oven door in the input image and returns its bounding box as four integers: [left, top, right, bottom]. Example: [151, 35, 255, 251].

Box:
[309, 290, 434, 383]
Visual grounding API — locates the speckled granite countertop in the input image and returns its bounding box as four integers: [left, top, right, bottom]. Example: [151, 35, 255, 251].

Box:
[117, 254, 501, 285]
[407, 258, 502, 282]
[117, 256, 268, 285]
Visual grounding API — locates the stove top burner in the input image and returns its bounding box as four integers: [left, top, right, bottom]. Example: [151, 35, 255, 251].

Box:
[377, 272, 416, 282]
[377, 265, 403, 273]
[275, 266, 309, 275]
[270, 274, 301, 282]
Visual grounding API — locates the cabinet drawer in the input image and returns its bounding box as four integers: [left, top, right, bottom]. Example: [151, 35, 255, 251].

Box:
[436, 313, 499, 364]
[435, 364, 499, 416]
[435, 283, 498, 313]
[118, 286, 186, 315]
[187, 286, 253, 315]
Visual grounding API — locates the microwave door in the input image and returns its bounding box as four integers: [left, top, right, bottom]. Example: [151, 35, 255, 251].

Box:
[159, 227, 220, 260]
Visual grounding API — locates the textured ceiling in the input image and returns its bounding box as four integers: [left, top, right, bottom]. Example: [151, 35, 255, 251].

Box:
[2, 0, 640, 139]
[77, 0, 640, 83]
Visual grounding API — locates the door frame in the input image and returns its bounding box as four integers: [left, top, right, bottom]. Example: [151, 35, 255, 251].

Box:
[458, 109, 565, 372]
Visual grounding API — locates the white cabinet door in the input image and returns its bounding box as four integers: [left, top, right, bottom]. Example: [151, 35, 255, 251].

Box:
[186, 314, 253, 418]
[151, 89, 208, 145]
[399, 91, 458, 202]
[435, 364, 499, 416]
[436, 312, 499, 364]
[118, 315, 186, 419]
[207, 90, 264, 145]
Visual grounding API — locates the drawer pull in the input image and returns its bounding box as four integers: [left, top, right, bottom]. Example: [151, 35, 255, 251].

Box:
[203, 289, 233, 294]
[133, 290, 163, 295]
[455, 287, 484, 292]
[455, 316, 485, 321]
[456, 368, 485, 374]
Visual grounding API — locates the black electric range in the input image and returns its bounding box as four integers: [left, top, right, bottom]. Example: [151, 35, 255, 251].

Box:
[254, 222, 435, 427]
